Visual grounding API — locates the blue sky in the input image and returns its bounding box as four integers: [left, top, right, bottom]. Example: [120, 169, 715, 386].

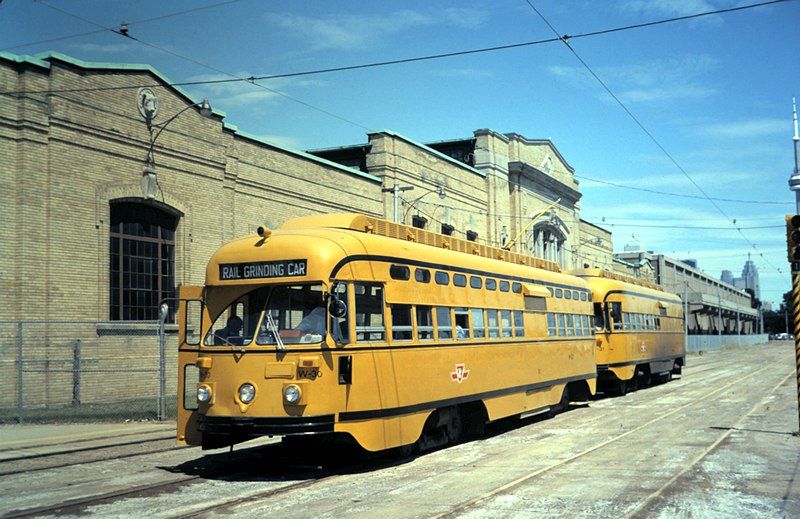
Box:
[2, 0, 798, 307]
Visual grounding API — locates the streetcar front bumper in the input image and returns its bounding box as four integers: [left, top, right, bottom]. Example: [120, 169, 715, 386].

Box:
[197, 414, 335, 436]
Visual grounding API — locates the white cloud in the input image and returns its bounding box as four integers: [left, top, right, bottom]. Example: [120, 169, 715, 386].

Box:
[263, 8, 488, 51]
[547, 54, 717, 103]
[694, 119, 788, 139]
[189, 73, 325, 108]
[620, 0, 723, 25]
[583, 170, 754, 192]
[623, 0, 716, 16]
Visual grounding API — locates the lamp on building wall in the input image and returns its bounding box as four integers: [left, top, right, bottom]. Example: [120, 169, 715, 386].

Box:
[138, 89, 213, 199]
[402, 186, 447, 225]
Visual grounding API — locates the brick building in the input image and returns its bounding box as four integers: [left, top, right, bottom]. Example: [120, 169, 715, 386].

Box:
[2, 51, 615, 327]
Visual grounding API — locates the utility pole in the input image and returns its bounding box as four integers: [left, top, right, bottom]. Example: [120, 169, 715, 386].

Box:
[683, 280, 689, 343]
[382, 184, 414, 223]
[716, 285, 723, 336]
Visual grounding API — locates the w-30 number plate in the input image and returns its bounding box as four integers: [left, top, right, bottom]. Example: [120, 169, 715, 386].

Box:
[219, 259, 307, 280]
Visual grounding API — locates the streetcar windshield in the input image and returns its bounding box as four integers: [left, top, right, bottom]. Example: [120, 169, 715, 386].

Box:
[256, 285, 326, 345]
[203, 284, 325, 347]
[204, 287, 269, 346]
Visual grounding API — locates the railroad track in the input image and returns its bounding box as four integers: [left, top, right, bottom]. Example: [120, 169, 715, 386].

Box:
[0, 436, 183, 477]
[434, 363, 782, 518]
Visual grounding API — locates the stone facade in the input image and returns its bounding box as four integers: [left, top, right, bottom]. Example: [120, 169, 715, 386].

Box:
[313, 129, 605, 271]
[577, 219, 614, 270]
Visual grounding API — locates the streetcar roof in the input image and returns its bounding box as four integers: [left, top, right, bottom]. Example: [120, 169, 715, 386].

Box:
[568, 268, 682, 303]
[205, 213, 588, 289]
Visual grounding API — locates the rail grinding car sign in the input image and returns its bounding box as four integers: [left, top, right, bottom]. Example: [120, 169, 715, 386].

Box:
[219, 260, 307, 280]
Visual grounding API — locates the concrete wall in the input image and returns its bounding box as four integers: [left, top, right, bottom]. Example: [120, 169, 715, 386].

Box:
[687, 334, 769, 352]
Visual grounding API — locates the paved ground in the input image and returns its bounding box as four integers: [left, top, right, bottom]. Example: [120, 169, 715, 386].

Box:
[1, 341, 798, 518]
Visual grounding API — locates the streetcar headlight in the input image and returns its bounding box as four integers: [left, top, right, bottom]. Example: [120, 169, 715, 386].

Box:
[197, 385, 212, 403]
[283, 384, 302, 404]
[238, 383, 256, 404]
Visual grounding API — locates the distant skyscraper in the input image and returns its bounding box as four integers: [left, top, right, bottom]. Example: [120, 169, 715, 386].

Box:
[720, 270, 734, 285]
[739, 254, 760, 300]
[723, 255, 760, 300]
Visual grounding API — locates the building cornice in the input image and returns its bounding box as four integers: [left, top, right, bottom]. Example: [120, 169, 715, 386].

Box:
[370, 129, 486, 178]
[225, 124, 381, 184]
[508, 161, 581, 203]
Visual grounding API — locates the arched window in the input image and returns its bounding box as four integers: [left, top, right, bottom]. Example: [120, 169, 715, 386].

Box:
[110, 201, 179, 321]
[528, 225, 566, 267]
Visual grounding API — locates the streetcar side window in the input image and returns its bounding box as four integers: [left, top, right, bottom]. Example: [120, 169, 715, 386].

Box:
[486, 309, 500, 338]
[655, 316, 661, 330]
[499, 281, 510, 292]
[513, 310, 524, 337]
[580, 292, 587, 302]
[355, 283, 385, 342]
[455, 308, 470, 339]
[184, 299, 203, 345]
[453, 274, 467, 287]
[391, 304, 413, 341]
[436, 307, 453, 340]
[583, 315, 590, 335]
[472, 308, 486, 338]
[609, 302, 623, 331]
[183, 364, 199, 410]
[623, 313, 631, 330]
[547, 313, 556, 336]
[593, 303, 605, 330]
[470, 276, 482, 289]
[566, 314, 575, 336]
[485, 278, 497, 291]
[415, 268, 431, 283]
[435, 271, 449, 285]
[557, 313, 566, 336]
[416, 305, 434, 341]
[390, 265, 410, 281]
[512, 282, 522, 293]
[500, 310, 512, 338]
[555, 289, 563, 298]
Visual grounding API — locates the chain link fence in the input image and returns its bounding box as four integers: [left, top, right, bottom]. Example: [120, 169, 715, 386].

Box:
[0, 320, 178, 423]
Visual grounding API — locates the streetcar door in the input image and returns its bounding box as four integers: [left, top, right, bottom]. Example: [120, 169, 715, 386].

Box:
[177, 285, 204, 446]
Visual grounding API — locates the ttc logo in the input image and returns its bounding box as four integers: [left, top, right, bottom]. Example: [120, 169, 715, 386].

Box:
[450, 364, 470, 383]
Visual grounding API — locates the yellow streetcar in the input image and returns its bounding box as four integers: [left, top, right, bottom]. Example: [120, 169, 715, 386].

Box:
[570, 268, 685, 395]
[176, 214, 597, 452]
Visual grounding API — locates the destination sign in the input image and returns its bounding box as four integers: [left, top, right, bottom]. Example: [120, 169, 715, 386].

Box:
[219, 259, 307, 281]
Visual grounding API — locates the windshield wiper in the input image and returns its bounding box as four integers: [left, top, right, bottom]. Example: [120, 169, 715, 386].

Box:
[266, 313, 285, 351]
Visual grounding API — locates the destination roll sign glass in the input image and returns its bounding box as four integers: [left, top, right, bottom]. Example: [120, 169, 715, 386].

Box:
[219, 260, 307, 281]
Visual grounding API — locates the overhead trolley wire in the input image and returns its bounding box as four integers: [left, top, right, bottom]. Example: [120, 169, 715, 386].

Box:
[3, 0, 246, 52]
[522, 0, 788, 276]
[31, 0, 374, 132]
[2, 0, 793, 96]
[575, 174, 793, 205]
